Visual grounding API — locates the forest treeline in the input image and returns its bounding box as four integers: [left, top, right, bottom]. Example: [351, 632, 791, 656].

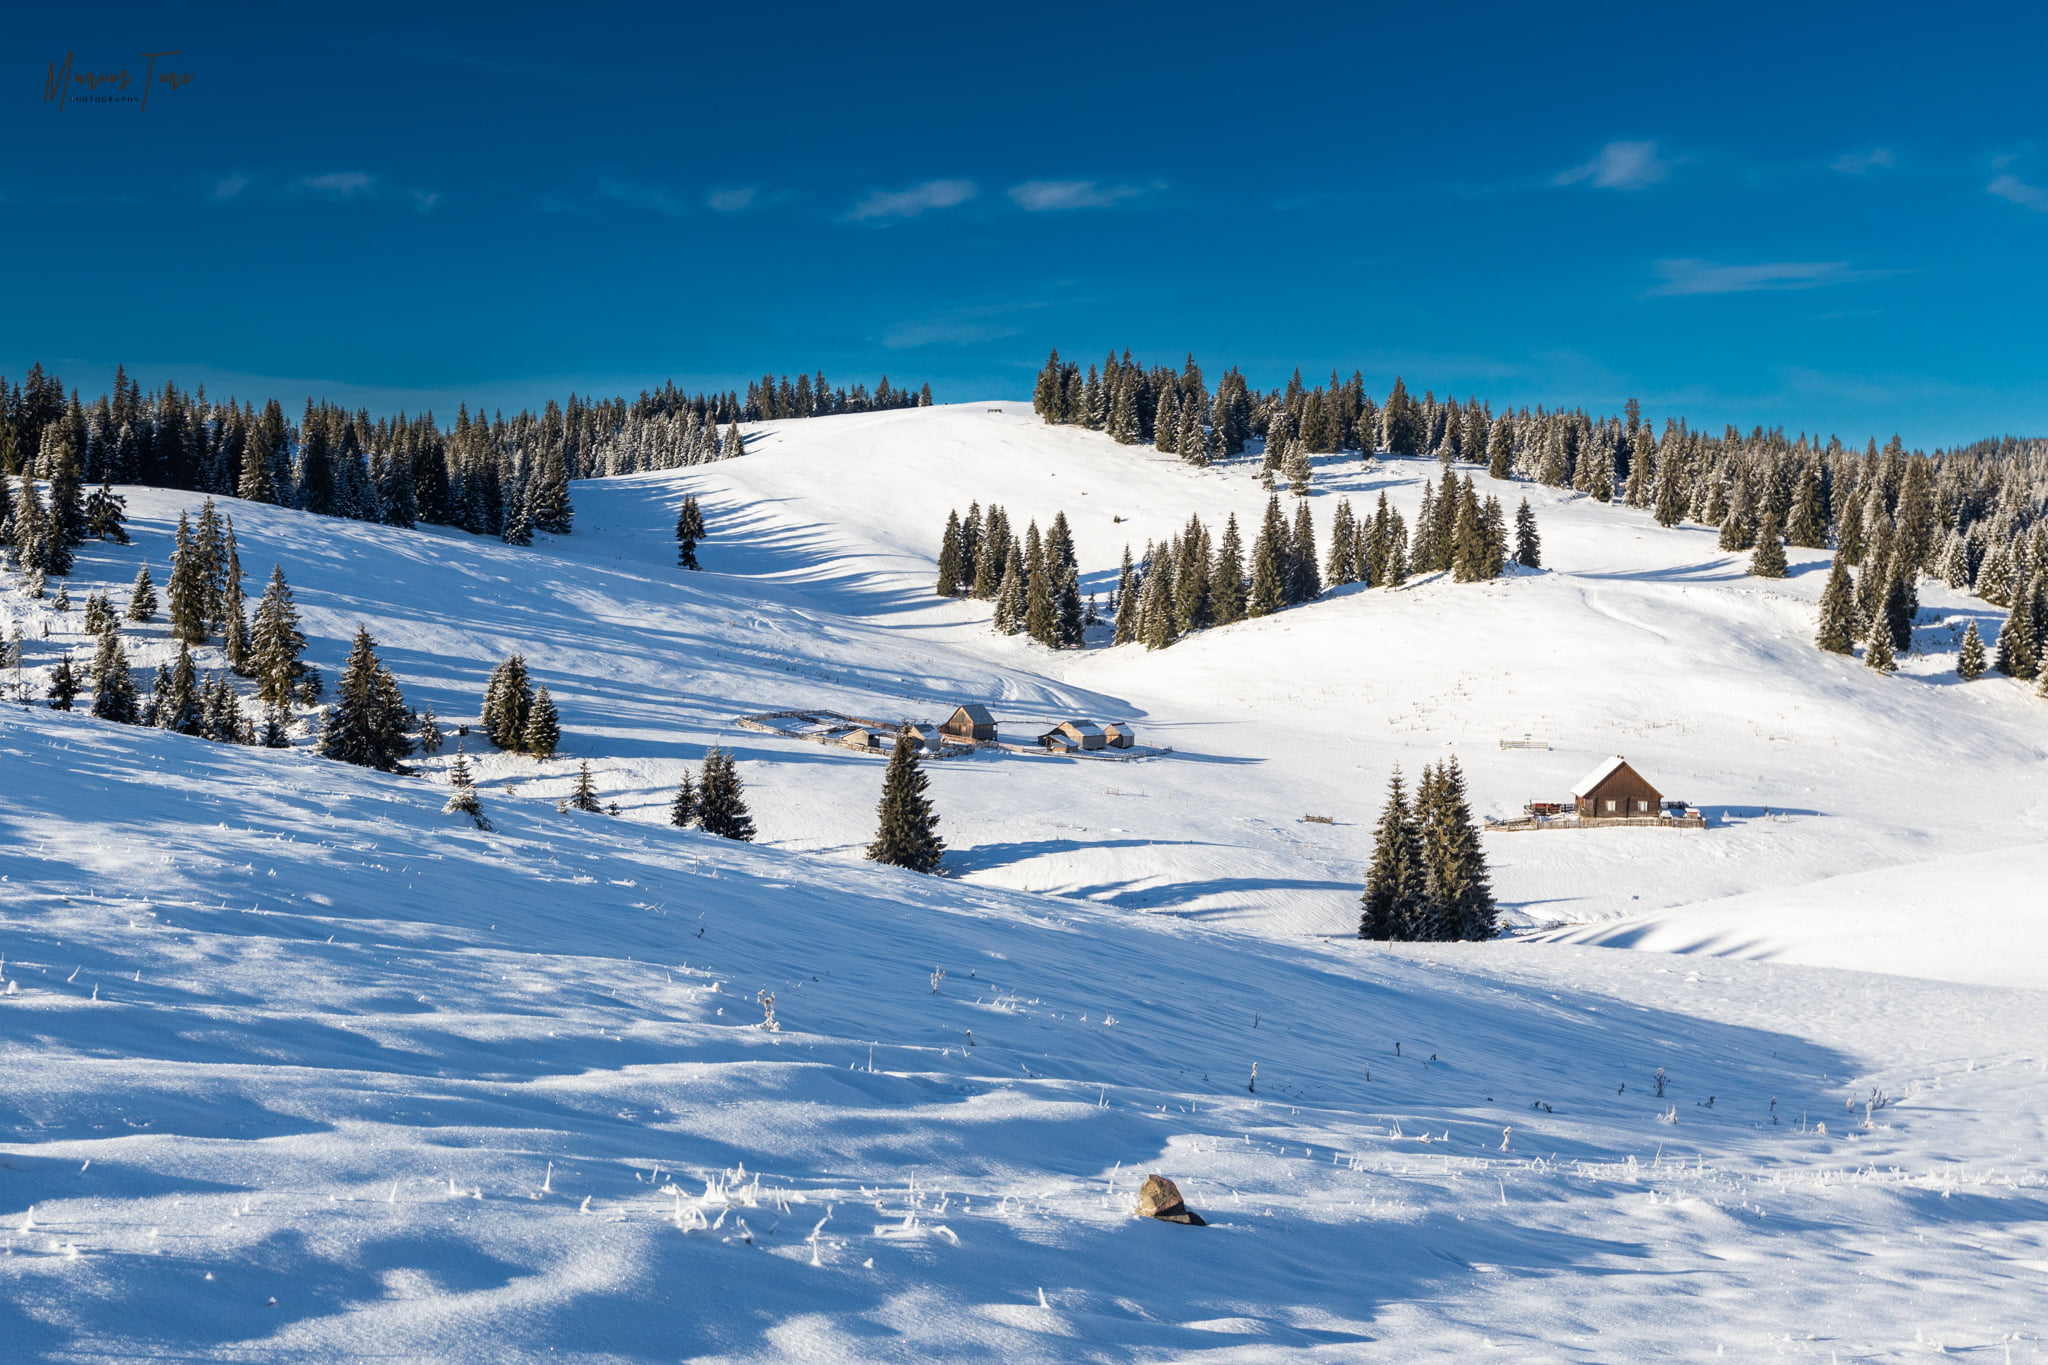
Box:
[1032, 348, 2048, 672]
[0, 362, 933, 546]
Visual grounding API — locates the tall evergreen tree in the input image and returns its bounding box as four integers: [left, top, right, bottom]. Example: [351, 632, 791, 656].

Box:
[220, 517, 249, 672]
[166, 512, 208, 644]
[158, 642, 201, 735]
[1514, 499, 1541, 569]
[1249, 495, 1289, 616]
[1212, 514, 1247, 624]
[866, 729, 945, 872]
[1815, 555, 1858, 654]
[676, 495, 705, 570]
[697, 746, 756, 841]
[87, 628, 140, 724]
[521, 684, 560, 759]
[47, 654, 80, 710]
[1288, 500, 1322, 603]
[246, 565, 308, 706]
[668, 771, 698, 827]
[1749, 505, 1789, 578]
[936, 509, 964, 595]
[84, 476, 129, 543]
[481, 655, 535, 750]
[1359, 769, 1422, 941]
[126, 563, 158, 622]
[1416, 758, 1497, 941]
[319, 626, 415, 771]
[1864, 622, 1898, 675]
[1881, 554, 1918, 655]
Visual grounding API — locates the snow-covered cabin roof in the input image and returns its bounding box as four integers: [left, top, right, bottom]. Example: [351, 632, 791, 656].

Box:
[1571, 755, 1632, 797]
[951, 704, 995, 725]
[1061, 720, 1106, 737]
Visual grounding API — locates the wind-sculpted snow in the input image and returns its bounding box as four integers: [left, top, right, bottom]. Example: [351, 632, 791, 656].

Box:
[3, 708, 2046, 1360]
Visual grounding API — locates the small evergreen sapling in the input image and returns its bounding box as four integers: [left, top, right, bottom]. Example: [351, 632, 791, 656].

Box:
[1748, 507, 1789, 579]
[47, 654, 80, 710]
[569, 760, 604, 813]
[126, 564, 157, 622]
[417, 705, 445, 755]
[88, 629, 140, 723]
[1815, 556, 1857, 654]
[866, 729, 945, 873]
[444, 745, 492, 830]
[1864, 624, 1897, 675]
[676, 496, 706, 570]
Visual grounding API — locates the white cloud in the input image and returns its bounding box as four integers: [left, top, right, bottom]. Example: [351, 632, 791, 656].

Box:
[1006, 179, 1146, 211]
[1988, 173, 2048, 212]
[1832, 147, 1894, 174]
[848, 179, 977, 221]
[1648, 259, 1862, 296]
[298, 171, 376, 197]
[707, 186, 756, 213]
[1553, 141, 1671, 190]
[212, 174, 248, 200]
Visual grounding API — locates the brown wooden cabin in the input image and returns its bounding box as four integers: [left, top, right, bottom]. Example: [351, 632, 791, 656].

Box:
[1039, 720, 1107, 751]
[1571, 756, 1662, 818]
[844, 726, 925, 753]
[941, 704, 997, 742]
[1102, 721, 1136, 749]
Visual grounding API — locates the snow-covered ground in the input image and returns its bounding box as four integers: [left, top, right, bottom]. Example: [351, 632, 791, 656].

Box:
[4, 402, 2046, 1359]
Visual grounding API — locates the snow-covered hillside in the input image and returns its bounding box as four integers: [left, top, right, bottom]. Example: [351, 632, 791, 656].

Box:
[5, 403, 2048, 1360]
[22, 400, 2040, 976]
[4, 704, 2046, 1361]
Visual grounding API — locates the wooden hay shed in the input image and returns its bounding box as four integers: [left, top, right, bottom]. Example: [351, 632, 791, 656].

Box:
[1102, 721, 1137, 749]
[942, 704, 997, 742]
[1571, 755, 1662, 818]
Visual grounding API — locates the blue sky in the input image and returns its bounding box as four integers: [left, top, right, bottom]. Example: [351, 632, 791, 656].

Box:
[6, 2, 2047, 447]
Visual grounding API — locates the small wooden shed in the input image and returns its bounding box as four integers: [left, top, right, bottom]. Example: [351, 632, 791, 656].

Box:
[1102, 721, 1136, 749]
[1039, 720, 1107, 752]
[844, 727, 924, 753]
[942, 704, 997, 742]
[1572, 755, 1662, 818]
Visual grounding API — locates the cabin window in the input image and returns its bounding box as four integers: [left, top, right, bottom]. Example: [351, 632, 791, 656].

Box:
[1604, 799, 1616, 813]
[1635, 799, 1649, 812]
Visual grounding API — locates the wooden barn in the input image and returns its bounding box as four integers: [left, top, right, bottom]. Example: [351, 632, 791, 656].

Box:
[1103, 721, 1137, 749]
[941, 704, 997, 742]
[1572, 755, 1662, 818]
[1038, 720, 1107, 752]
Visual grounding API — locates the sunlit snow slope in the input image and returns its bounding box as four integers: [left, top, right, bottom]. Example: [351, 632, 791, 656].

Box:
[13, 401, 2046, 986]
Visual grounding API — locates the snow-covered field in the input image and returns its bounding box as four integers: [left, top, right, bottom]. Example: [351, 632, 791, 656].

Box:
[4, 402, 2046, 1360]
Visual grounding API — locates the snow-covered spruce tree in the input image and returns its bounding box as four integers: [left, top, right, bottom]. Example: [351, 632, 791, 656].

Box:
[165, 513, 208, 644]
[1416, 759, 1497, 941]
[81, 590, 113, 635]
[53, 583, 70, 614]
[88, 628, 140, 724]
[866, 729, 945, 873]
[1749, 506, 1789, 579]
[1881, 557, 1918, 656]
[259, 703, 290, 748]
[126, 564, 158, 622]
[158, 642, 201, 735]
[46, 430, 86, 554]
[1326, 499, 1358, 587]
[220, 518, 249, 673]
[202, 674, 245, 744]
[1284, 440, 1313, 496]
[480, 655, 535, 751]
[936, 509, 963, 595]
[723, 420, 744, 462]
[1248, 496, 1289, 617]
[47, 654, 80, 710]
[1212, 514, 1247, 624]
[1864, 622, 1898, 675]
[443, 745, 492, 830]
[993, 542, 1026, 635]
[696, 747, 755, 841]
[1289, 500, 1321, 603]
[1815, 556, 1858, 654]
[1359, 768, 1422, 941]
[1994, 592, 2039, 679]
[1957, 620, 1987, 681]
[676, 495, 705, 570]
[246, 566, 308, 706]
[1514, 499, 1541, 569]
[84, 476, 129, 544]
[1139, 560, 1176, 649]
[528, 444, 574, 535]
[1056, 570, 1084, 648]
[1024, 526, 1057, 646]
[319, 626, 415, 772]
[1107, 379, 1141, 445]
[521, 684, 560, 759]
[668, 771, 697, 827]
